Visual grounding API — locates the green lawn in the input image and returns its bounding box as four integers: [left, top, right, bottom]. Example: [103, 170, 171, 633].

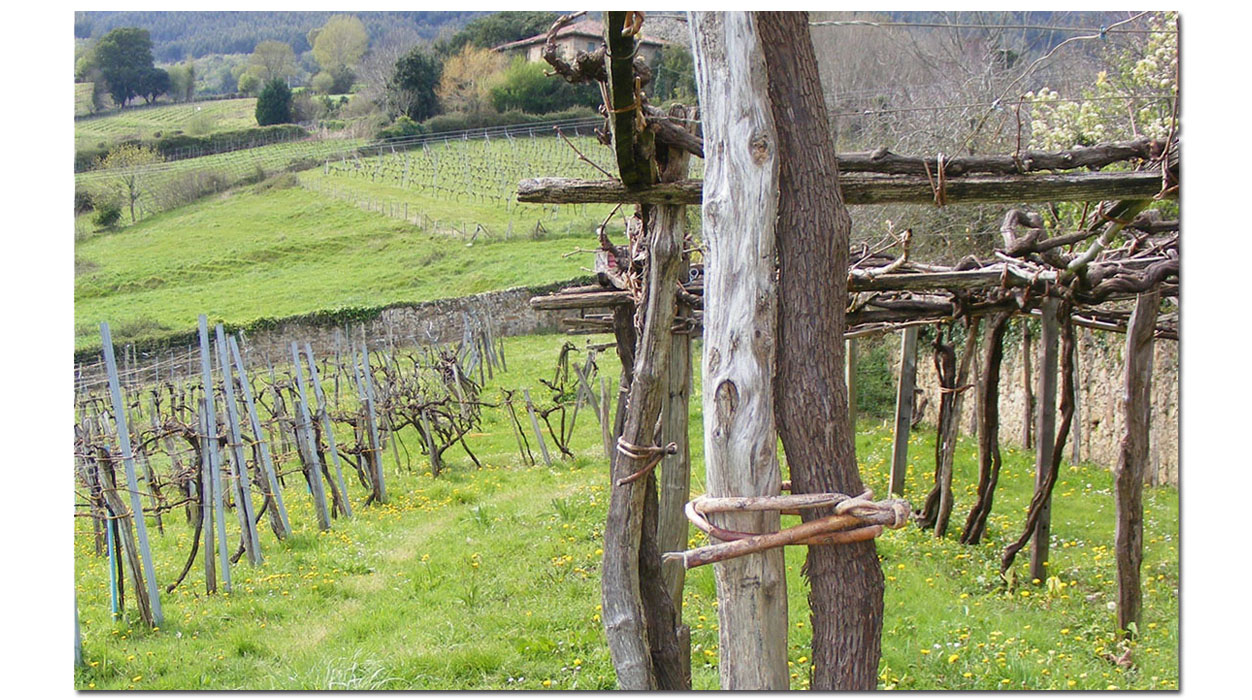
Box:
[73, 333, 1178, 690]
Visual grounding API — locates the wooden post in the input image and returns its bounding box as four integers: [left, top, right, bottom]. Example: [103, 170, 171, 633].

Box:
[1021, 321, 1033, 449]
[305, 344, 353, 517]
[1030, 299, 1059, 582]
[691, 11, 789, 689]
[197, 400, 216, 594]
[889, 326, 919, 496]
[1072, 328, 1083, 463]
[214, 325, 263, 566]
[658, 296, 693, 612]
[1114, 291, 1159, 635]
[291, 343, 332, 530]
[359, 347, 387, 503]
[228, 336, 290, 539]
[600, 376, 613, 462]
[522, 388, 553, 467]
[101, 322, 163, 627]
[198, 316, 232, 592]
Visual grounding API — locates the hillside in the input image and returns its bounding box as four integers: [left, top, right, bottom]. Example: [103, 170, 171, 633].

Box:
[75, 11, 485, 62]
[73, 174, 614, 351]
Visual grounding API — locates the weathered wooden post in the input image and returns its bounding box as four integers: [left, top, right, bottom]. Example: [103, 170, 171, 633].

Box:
[215, 324, 263, 566]
[305, 344, 353, 518]
[291, 342, 333, 530]
[1114, 291, 1159, 635]
[198, 315, 232, 593]
[690, 10, 790, 689]
[1030, 299, 1060, 581]
[889, 326, 920, 496]
[1021, 321, 1033, 449]
[101, 321, 163, 626]
[228, 336, 290, 539]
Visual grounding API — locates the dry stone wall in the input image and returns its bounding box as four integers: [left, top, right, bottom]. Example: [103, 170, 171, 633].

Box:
[897, 324, 1179, 487]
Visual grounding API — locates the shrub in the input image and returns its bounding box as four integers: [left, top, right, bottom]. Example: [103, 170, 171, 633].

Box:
[375, 116, 427, 141]
[489, 59, 599, 115]
[92, 200, 122, 229]
[75, 188, 95, 215]
[255, 78, 293, 126]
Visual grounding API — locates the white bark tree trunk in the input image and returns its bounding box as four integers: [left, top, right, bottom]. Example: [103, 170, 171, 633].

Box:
[689, 11, 790, 690]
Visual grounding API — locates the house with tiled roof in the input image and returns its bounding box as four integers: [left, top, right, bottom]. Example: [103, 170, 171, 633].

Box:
[493, 18, 669, 65]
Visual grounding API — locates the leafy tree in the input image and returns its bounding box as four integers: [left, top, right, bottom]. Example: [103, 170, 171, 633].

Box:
[255, 78, 294, 125]
[436, 11, 557, 56]
[167, 62, 196, 102]
[489, 58, 597, 115]
[94, 27, 157, 107]
[311, 15, 368, 93]
[650, 45, 698, 103]
[97, 144, 163, 223]
[249, 40, 297, 83]
[137, 67, 171, 104]
[436, 45, 505, 114]
[311, 71, 336, 95]
[389, 45, 442, 120]
[237, 71, 262, 96]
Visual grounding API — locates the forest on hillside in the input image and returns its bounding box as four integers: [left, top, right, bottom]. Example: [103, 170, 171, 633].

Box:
[74, 11, 485, 62]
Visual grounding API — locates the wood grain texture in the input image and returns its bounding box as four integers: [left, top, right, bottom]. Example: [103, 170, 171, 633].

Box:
[690, 11, 790, 690]
[517, 170, 1171, 205]
[1114, 291, 1159, 634]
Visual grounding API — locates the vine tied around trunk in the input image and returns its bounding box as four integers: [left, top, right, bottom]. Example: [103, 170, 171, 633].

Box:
[662, 490, 911, 569]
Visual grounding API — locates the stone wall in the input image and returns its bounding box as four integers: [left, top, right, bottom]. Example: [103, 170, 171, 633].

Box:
[896, 324, 1179, 486]
[78, 280, 586, 388]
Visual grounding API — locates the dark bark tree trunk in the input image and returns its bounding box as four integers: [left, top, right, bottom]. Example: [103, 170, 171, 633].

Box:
[757, 11, 884, 691]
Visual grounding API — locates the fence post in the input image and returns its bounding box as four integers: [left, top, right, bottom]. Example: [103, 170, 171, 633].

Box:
[889, 326, 919, 496]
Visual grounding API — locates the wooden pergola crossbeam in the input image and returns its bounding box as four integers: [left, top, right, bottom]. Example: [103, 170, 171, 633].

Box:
[518, 170, 1172, 207]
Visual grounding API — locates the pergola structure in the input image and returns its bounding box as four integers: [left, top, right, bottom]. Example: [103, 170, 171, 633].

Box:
[522, 10, 1178, 691]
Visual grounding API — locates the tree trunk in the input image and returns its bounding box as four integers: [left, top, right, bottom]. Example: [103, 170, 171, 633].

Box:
[757, 11, 883, 690]
[1114, 291, 1159, 635]
[690, 11, 790, 689]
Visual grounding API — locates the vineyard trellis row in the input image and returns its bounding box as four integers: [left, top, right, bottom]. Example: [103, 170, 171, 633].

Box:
[74, 312, 608, 629]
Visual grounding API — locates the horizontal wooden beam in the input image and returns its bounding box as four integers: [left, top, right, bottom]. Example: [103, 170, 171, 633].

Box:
[518, 170, 1173, 206]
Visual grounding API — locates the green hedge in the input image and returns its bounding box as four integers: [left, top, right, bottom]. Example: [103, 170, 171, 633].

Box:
[75, 124, 310, 172]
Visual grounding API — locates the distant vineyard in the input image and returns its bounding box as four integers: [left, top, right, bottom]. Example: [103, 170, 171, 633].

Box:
[321, 124, 706, 208]
[75, 135, 367, 232]
[75, 98, 260, 150]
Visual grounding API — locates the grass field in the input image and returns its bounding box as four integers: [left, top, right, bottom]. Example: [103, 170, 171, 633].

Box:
[75, 98, 260, 150]
[71, 332, 1178, 690]
[73, 177, 620, 350]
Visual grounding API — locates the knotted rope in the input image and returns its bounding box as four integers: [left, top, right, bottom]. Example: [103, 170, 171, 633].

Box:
[663, 489, 911, 569]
